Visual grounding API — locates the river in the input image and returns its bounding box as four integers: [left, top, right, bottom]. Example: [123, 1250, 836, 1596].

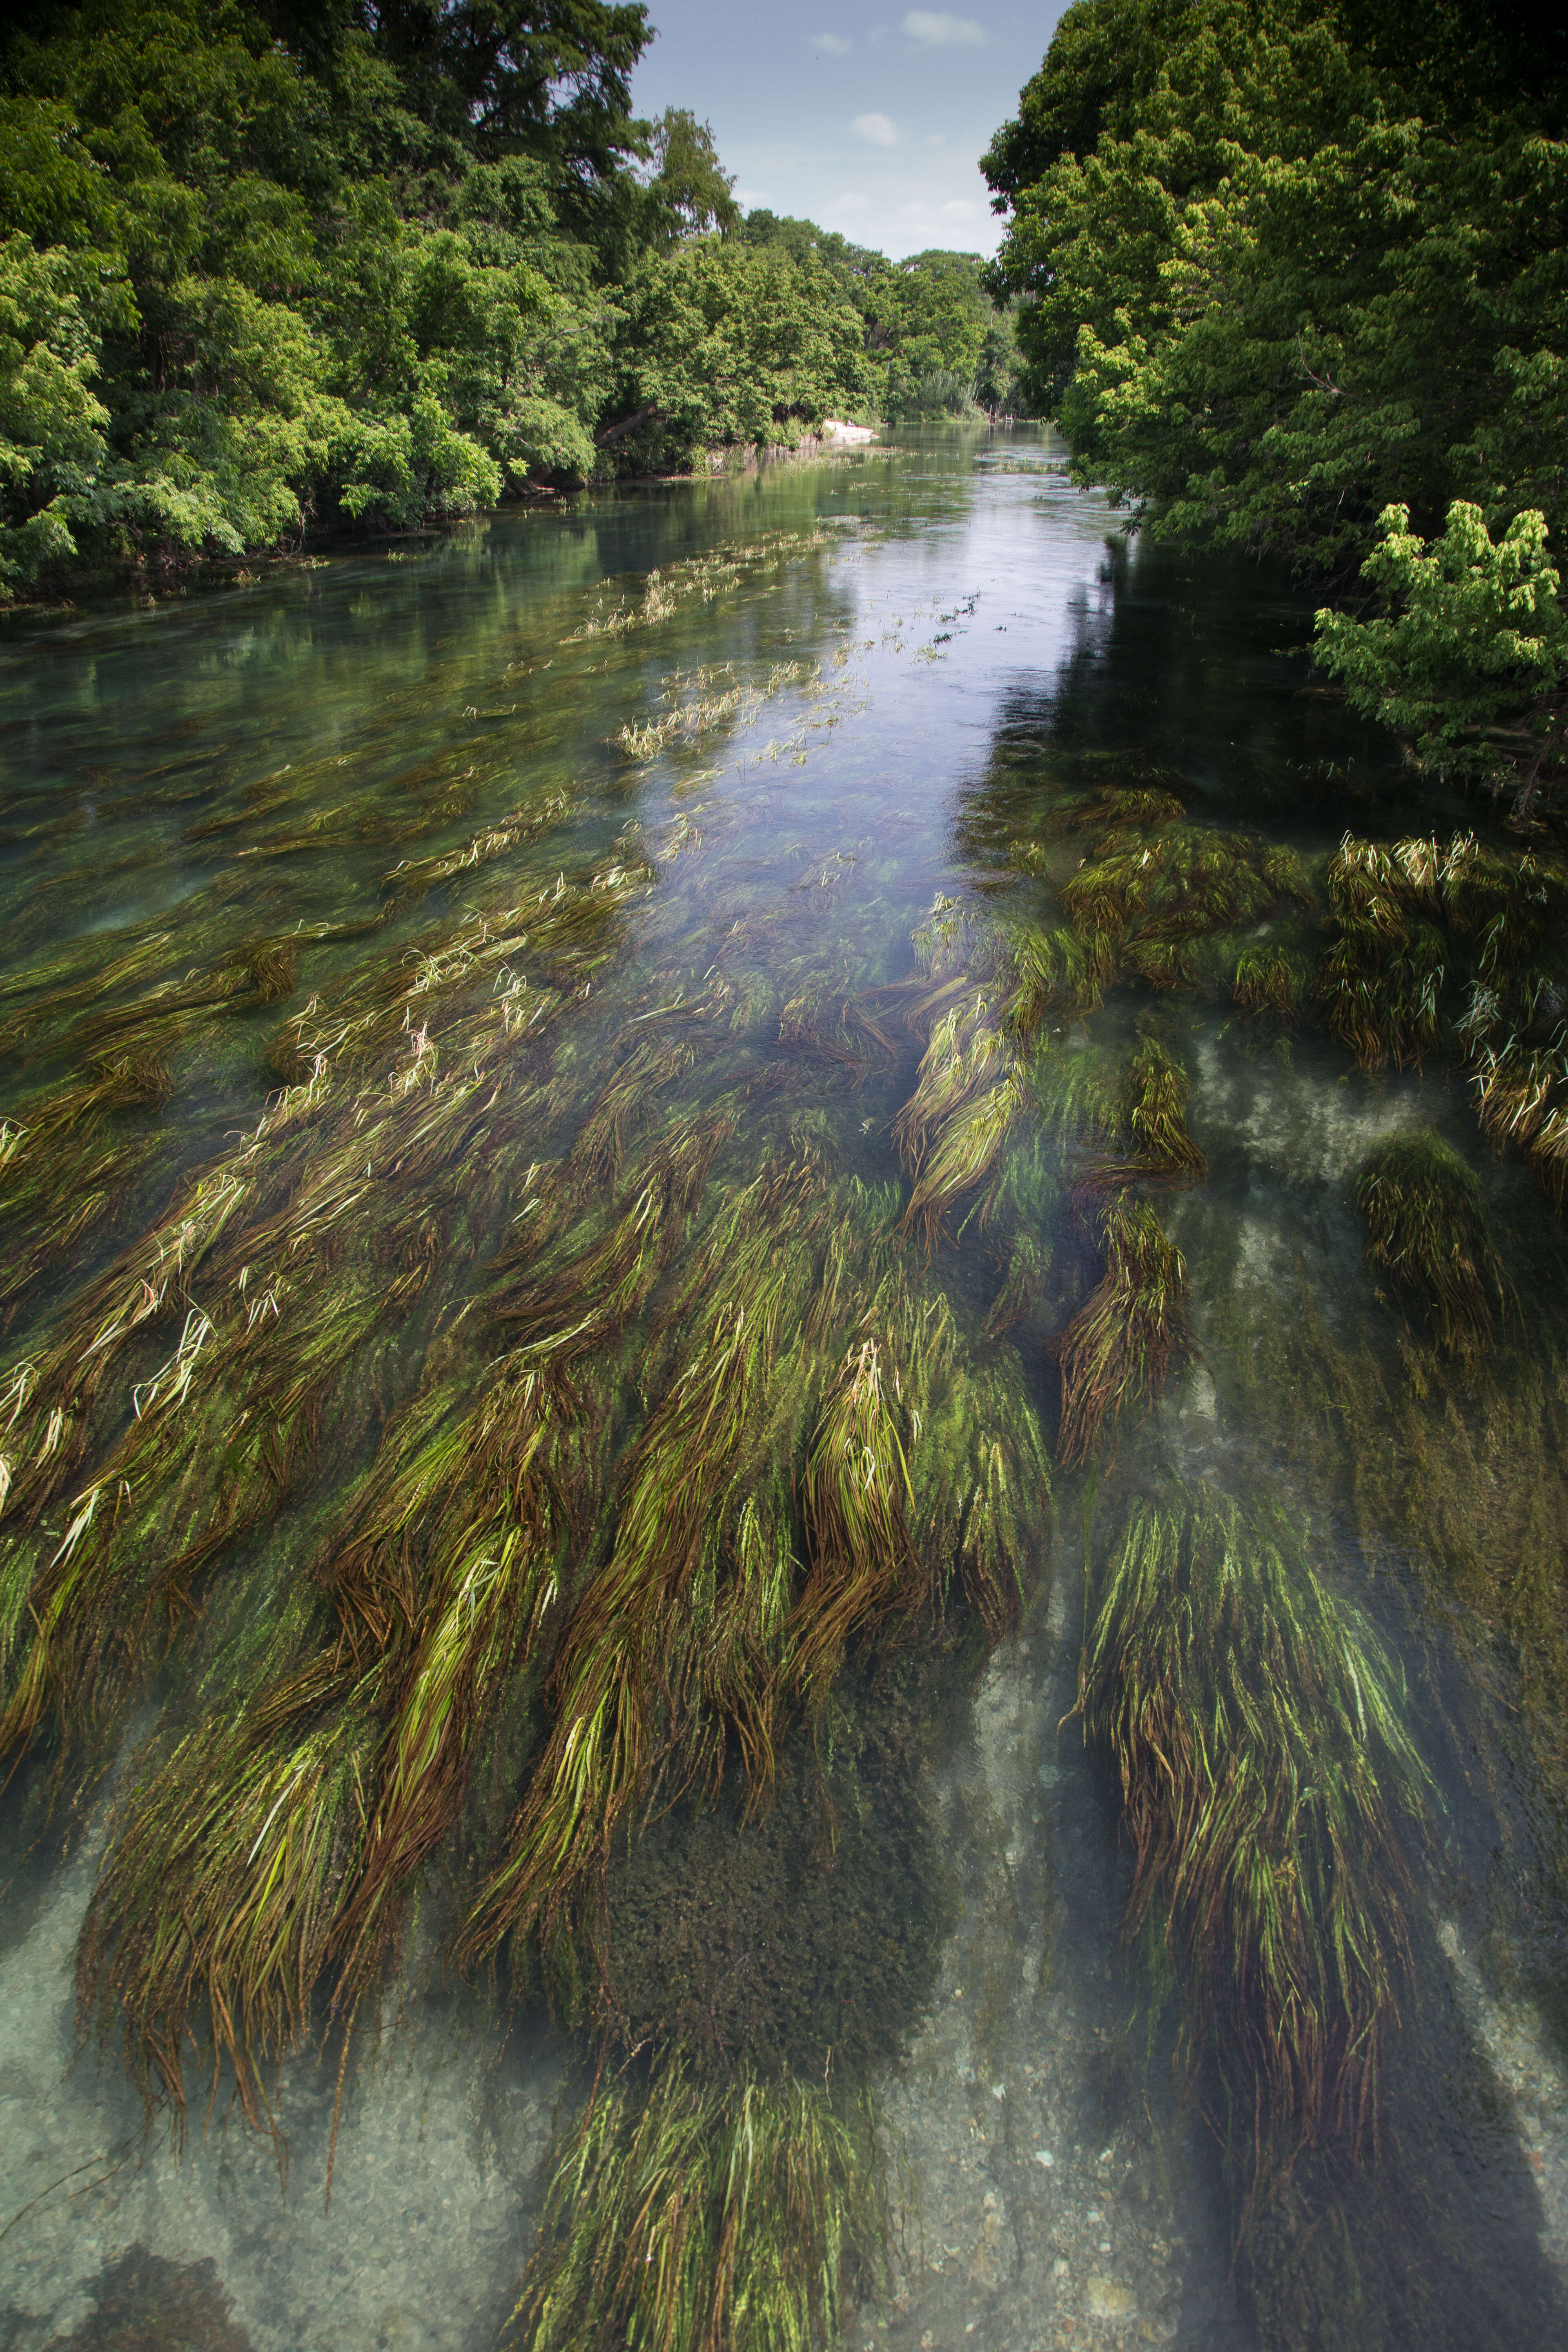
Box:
[1, 426, 1565, 2352]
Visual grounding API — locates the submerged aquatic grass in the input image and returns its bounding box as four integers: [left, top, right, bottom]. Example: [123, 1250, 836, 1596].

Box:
[1233, 945, 1310, 1023]
[0, 1043, 174, 1325]
[78, 1658, 379, 2130]
[1356, 1130, 1512, 1360]
[1007, 923, 1115, 1027]
[791, 1332, 920, 1706]
[899, 1067, 1029, 1251]
[0, 858, 657, 1769]
[1126, 1040, 1207, 1187]
[1318, 919, 1445, 1071]
[1078, 1486, 1430, 2151]
[511, 2056, 891, 2352]
[462, 1151, 836, 1958]
[74, 1120, 730, 2105]
[1049, 1193, 1192, 1467]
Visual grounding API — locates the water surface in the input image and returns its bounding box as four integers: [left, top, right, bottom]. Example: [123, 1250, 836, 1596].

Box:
[2, 428, 1566, 2352]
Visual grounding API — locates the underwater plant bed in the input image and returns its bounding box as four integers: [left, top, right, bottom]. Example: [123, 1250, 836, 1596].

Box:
[4, 431, 1568, 2352]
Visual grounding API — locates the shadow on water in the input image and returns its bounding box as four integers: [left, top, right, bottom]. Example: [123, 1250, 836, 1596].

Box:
[950, 522, 1568, 2347]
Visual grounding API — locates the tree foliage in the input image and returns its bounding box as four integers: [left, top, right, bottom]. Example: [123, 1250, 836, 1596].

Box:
[739, 213, 1022, 421]
[608, 240, 868, 471]
[0, 0, 945, 598]
[983, 0, 1568, 801]
[1317, 503, 1568, 817]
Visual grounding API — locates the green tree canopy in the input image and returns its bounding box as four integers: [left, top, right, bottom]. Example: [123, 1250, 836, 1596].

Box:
[740, 214, 1021, 422]
[984, 0, 1567, 562]
[604, 238, 869, 470]
[982, 0, 1568, 802]
[1317, 503, 1568, 818]
[640, 107, 739, 247]
[0, 0, 879, 595]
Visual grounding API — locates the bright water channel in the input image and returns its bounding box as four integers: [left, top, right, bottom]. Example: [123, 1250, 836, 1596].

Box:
[1, 427, 1567, 2352]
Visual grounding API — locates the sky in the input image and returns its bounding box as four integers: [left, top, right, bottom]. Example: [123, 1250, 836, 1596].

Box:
[628, 5, 1066, 261]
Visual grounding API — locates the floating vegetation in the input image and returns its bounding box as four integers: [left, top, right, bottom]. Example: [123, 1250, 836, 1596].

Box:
[1077, 1487, 1430, 2151]
[510, 2058, 891, 2352]
[1356, 1130, 1512, 1360]
[1049, 1194, 1192, 1466]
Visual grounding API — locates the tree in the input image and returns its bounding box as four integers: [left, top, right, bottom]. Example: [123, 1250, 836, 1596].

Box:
[981, 0, 1568, 798]
[872, 250, 990, 418]
[641, 108, 739, 248]
[983, 1, 1568, 570]
[0, 232, 120, 590]
[1316, 503, 1568, 819]
[739, 216, 1017, 425]
[0, 0, 980, 590]
[973, 305, 1022, 417]
[605, 238, 869, 470]
[355, 0, 651, 182]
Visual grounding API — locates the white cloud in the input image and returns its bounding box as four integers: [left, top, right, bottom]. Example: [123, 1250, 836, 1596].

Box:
[893, 195, 984, 230]
[733, 187, 770, 209]
[851, 111, 899, 147]
[901, 10, 989, 45]
[810, 31, 853, 53]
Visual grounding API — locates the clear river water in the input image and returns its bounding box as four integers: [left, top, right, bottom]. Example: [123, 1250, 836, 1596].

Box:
[1, 426, 1566, 2352]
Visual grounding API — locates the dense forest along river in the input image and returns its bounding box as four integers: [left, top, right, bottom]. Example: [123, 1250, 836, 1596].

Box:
[2, 426, 1567, 2352]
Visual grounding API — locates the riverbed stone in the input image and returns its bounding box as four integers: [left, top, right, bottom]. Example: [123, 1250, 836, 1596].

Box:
[1086, 2273, 1138, 2321]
